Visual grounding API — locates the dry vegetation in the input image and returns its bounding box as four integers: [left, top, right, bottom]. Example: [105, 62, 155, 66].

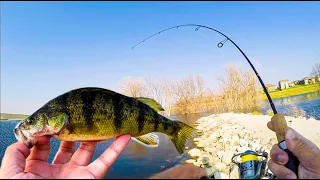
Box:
[119, 64, 263, 116]
[311, 63, 320, 91]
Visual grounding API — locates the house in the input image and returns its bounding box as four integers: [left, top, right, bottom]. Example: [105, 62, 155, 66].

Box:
[279, 80, 290, 90]
[294, 80, 300, 85]
[265, 84, 277, 92]
[315, 74, 320, 82]
[301, 77, 316, 85]
[289, 82, 295, 87]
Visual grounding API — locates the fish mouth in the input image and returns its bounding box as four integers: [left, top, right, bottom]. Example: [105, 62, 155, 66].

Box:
[14, 122, 36, 148]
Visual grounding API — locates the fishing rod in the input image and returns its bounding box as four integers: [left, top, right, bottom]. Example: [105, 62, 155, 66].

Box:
[132, 24, 276, 113]
[132, 24, 299, 178]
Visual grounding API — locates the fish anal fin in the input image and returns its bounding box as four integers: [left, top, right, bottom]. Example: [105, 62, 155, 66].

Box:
[131, 133, 159, 148]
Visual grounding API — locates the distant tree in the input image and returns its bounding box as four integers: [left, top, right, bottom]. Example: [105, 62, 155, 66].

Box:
[119, 77, 148, 97]
[311, 63, 320, 76]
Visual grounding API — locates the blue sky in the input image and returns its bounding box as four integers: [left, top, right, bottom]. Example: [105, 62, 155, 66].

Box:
[1, 2, 320, 114]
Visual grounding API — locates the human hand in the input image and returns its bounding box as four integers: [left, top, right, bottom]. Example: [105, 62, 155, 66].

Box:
[267, 121, 320, 179]
[0, 135, 131, 179]
[149, 164, 207, 179]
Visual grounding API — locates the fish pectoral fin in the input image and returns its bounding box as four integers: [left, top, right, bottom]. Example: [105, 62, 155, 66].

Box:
[131, 133, 159, 148]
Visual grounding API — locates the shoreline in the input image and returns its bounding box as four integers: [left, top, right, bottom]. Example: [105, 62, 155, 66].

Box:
[184, 113, 320, 178]
[261, 85, 319, 100]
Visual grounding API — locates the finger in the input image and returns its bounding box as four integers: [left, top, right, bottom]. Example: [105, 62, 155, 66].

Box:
[27, 136, 51, 162]
[52, 141, 76, 164]
[268, 159, 297, 179]
[285, 128, 320, 168]
[69, 142, 97, 166]
[86, 135, 131, 179]
[0, 142, 30, 177]
[270, 144, 289, 165]
[267, 121, 274, 131]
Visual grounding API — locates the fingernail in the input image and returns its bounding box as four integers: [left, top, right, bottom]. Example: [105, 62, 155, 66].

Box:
[277, 154, 286, 163]
[286, 174, 293, 179]
[287, 129, 295, 140]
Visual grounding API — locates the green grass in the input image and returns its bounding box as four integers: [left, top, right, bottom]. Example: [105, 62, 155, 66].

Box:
[0, 113, 29, 120]
[262, 83, 319, 100]
[251, 111, 262, 115]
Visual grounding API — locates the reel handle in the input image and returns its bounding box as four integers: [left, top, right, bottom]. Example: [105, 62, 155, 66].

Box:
[271, 114, 299, 177]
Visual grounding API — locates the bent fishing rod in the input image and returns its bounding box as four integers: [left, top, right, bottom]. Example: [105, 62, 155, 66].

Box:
[132, 24, 300, 178]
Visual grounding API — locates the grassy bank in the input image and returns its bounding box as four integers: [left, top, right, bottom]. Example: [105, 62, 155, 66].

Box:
[262, 84, 319, 100]
[0, 113, 28, 120]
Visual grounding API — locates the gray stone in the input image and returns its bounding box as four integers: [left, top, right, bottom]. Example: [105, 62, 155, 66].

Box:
[185, 159, 196, 164]
[238, 131, 245, 138]
[217, 151, 224, 159]
[196, 143, 205, 148]
[240, 139, 249, 147]
[188, 148, 201, 158]
[214, 162, 227, 171]
[222, 150, 234, 165]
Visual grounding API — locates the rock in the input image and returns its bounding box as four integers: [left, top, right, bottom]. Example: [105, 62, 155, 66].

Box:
[209, 132, 218, 142]
[204, 147, 216, 154]
[214, 162, 227, 171]
[160, 165, 166, 169]
[240, 139, 249, 147]
[185, 159, 196, 164]
[238, 131, 245, 138]
[185, 146, 189, 150]
[194, 138, 202, 142]
[230, 135, 240, 146]
[222, 150, 234, 165]
[237, 146, 249, 153]
[250, 142, 261, 151]
[217, 151, 224, 159]
[188, 148, 201, 158]
[193, 161, 201, 167]
[196, 143, 205, 148]
[201, 156, 210, 165]
[196, 126, 204, 130]
[230, 165, 239, 179]
[220, 173, 230, 179]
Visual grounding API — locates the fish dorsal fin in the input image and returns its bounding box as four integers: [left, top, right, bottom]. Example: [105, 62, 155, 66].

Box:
[131, 133, 159, 148]
[135, 97, 165, 112]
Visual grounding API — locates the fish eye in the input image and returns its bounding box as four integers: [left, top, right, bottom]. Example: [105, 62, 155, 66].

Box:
[28, 117, 34, 124]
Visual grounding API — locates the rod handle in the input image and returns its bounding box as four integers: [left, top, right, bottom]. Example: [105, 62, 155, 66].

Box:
[271, 114, 300, 178]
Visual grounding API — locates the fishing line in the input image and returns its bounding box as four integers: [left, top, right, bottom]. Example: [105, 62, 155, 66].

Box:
[196, 30, 225, 58]
[131, 24, 277, 114]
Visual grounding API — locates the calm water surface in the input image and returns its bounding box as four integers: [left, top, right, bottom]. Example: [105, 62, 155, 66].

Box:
[261, 92, 320, 119]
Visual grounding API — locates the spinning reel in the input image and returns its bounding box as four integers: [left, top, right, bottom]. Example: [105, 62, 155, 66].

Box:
[229, 150, 274, 179]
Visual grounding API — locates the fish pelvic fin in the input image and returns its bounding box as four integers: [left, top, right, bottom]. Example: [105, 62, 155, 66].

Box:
[170, 121, 195, 154]
[131, 132, 159, 148]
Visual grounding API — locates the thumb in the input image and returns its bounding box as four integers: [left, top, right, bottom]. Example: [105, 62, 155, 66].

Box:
[285, 128, 320, 164]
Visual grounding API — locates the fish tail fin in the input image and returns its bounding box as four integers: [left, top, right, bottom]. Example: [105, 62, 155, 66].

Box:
[170, 121, 195, 154]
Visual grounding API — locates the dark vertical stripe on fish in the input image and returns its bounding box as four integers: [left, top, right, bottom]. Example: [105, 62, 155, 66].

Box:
[137, 100, 145, 133]
[113, 92, 123, 133]
[81, 90, 95, 130]
[153, 114, 160, 131]
[164, 121, 169, 131]
[172, 122, 178, 134]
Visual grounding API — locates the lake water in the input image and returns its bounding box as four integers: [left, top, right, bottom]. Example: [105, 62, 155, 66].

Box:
[0, 92, 319, 179]
[260, 92, 320, 120]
